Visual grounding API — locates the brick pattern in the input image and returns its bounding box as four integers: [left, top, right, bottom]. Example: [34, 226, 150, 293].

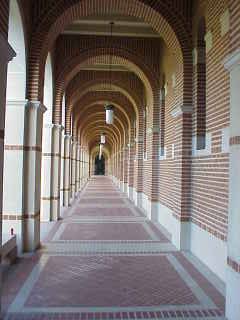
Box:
[190, 0, 230, 240]
[227, 257, 240, 273]
[0, 0, 9, 39]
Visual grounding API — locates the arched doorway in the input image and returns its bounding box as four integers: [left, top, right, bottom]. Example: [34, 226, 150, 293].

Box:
[95, 155, 105, 175]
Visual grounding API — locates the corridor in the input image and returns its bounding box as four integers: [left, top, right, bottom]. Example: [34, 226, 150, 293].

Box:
[2, 177, 225, 319]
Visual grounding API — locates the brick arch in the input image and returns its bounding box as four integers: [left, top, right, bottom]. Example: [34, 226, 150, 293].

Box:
[69, 91, 135, 135]
[28, 0, 191, 107]
[66, 70, 144, 110]
[75, 103, 130, 143]
[74, 102, 131, 142]
[68, 80, 141, 117]
[56, 50, 157, 124]
[83, 124, 121, 150]
[78, 113, 126, 147]
[70, 84, 135, 135]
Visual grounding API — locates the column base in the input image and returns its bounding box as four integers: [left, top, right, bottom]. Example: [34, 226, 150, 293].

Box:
[23, 214, 40, 252]
[123, 183, 128, 194]
[133, 189, 143, 208]
[128, 186, 134, 201]
[226, 266, 240, 320]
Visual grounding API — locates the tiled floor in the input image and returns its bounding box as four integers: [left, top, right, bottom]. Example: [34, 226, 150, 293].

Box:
[2, 176, 226, 319]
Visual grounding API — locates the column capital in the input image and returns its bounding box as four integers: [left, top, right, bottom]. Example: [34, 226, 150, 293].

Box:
[171, 105, 192, 118]
[26, 101, 47, 114]
[64, 134, 72, 140]
[52, 123, 64, 132]
[223, 48, 240, 71]
[0, 33, 16, 63]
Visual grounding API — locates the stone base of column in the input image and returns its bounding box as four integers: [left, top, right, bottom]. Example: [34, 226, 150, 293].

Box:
[63, 188, 70, 207]
[133, 189, 143, 208]
[23, 213, 40, 252]
[120, 181, 124, 192]
[127, 186, 134, 201]
[51, 197, 60, 221]
[171, 216, 190, 250]
[226, 264, 240, 320]
[123, 183, 128, 194]
[40, 198, 51, 221]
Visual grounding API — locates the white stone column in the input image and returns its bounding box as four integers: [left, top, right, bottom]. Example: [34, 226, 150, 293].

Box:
[70, 141, 77, 199]
[23, 101, 46, 252]
[50, 124, 63, 221]
[75, 144, 80, 192]
[3, 99, 30, 252]
[0, 34, 16, 316]
[224, 49, 240, 320]
[63, 135, 71, 206]
[80, 148, 84, 187]
[41, 124, 53, 222]
[60, 131, 65, 206]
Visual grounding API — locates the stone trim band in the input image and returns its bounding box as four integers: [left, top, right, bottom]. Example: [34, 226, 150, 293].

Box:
[3, 212, 40, 220]
[227, 257, 240, 273]
[230, 136, 240, 146]
[5, 145, 41, 152]
[41, 196, 60, 201]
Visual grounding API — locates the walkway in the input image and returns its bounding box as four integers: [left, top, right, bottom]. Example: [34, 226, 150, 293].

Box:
[2, 176, 226, 319]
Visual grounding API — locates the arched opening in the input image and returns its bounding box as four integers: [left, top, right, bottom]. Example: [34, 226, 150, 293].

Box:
[95, 155, 105, 175]
[2, 0, 26, 253]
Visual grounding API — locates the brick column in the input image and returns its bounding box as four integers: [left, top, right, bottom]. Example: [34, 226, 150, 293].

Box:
[128, 126, 135, 200]
[123, 146, 129, 193]
[23, 101, 46, 252]
[133, 111, 144, 207]
[224, 49, 240, 320]
[119, 148, 124, 191]
[63, 135, 71, 206]
[171, 105, 192, 250]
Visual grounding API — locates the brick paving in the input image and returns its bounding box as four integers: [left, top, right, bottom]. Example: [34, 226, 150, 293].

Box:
[2, 177, 226, 319]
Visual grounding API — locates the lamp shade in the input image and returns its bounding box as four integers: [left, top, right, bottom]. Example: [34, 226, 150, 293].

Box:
[105, 104, 114, 124]
[100, 133, 106, 144]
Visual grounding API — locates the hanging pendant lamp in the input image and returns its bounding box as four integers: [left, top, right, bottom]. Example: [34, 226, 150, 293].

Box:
[105, 22, 115, 125]
[100, 132, 106, 144]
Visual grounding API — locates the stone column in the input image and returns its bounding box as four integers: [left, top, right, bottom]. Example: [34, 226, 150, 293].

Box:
[76, 144, 81, 192]
[41, 123, 53, 221]
[63, 135, 71, 207]
[0, 33, 16, 315]
[23, 101, 46, 252]
[50, 124, 63, 221]
[60, 131, 65, 206]
[224, 49, 240, 320]
[70, 140, 77, 199]
[3, 99, 27, 252]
